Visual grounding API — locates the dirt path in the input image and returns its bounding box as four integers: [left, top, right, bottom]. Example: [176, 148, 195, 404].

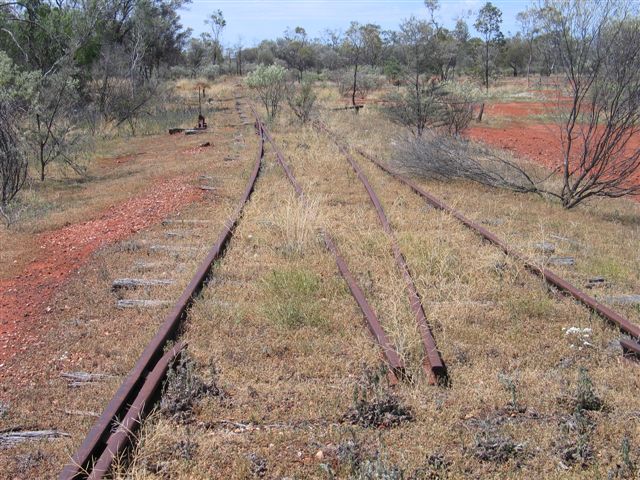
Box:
[0, 177, 203, 367]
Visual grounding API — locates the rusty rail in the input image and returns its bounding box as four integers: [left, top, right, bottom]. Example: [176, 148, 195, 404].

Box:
[86, 342, 186, 479]
[316, 122, 447, 384]
[250, 105, 404, 381]
[327, 129, 640, 342]
[60, 105, 265, 480]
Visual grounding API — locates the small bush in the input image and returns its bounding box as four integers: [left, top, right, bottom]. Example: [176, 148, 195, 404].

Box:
[343, 367, 413, 429]
[198, 64, 220, 80]
[246, 64, 288, 120]
[382, 80, 446, 136]
[160, 353, 223, 422]
[263, 268, 325, 328]
[438, 81, 481, 136]
[574, 368, 603, 412]
[335, 67, 384, 100]
[288, 80, 317, 123]
[473, 427, 525, 463]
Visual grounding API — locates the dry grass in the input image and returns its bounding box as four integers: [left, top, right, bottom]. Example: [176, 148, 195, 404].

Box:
[0, 80, 261, 478]
[1, 78, 639, 479]
[118, 84, 639, 479]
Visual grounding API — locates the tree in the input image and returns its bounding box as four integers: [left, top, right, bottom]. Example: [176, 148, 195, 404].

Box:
[517, 7, 541, 85]
[30, 67, 85, 180]
[538, 0, 640, 208]
[384, 16, 436, 136]
[501, 34, 527, 77]
[0, 102, 27, 224]
[246, 64, 288, 120]
[276, 27, 315, 81]
[205, 9, 225, 64]
[474, 2, 503, 91]
[342, 22, 382, 106]
[0, 51, 36, 223]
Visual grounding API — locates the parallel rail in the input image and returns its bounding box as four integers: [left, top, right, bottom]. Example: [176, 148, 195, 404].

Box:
[316, 121, 447, 384]
[250, 105, 405, 382]
[60, 100, 265, 479]
[321, 124, 640, 344]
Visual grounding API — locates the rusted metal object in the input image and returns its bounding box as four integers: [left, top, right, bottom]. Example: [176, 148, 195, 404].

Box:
[319, 123, 446, 384]
[250, 105, 404, 380]
[60, 115, 265, 480]
[620, 338, 640, 358]
[348, 141, 640, 341]
[86, 342, 186, 480]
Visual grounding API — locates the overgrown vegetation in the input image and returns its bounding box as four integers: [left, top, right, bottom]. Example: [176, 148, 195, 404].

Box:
[160, 352, 223, 422]
[287, 79, 317, 123]
[245, 64, 288, 120]
[262, 268, 325, 329]
[343, 367, 413, 429]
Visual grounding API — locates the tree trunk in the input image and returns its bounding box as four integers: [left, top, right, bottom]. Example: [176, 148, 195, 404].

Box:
[351, 63, 358, 107]
[526, 47, 532, 87]
[40, 144, 45, 181]
[484, 41, 490, 92]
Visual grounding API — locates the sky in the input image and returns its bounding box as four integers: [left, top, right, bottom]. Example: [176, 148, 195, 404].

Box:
[179, 0, 531, 47]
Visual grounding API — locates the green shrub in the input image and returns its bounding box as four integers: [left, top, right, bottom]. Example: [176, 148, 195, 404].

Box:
[263, 268, 325, 329]
[245, 64, 288, 120]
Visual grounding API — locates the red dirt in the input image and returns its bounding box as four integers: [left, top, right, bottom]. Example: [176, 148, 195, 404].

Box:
[0, 177, 203, 367]
[468, 107, 640, 196]
[468, 123, 563, 170]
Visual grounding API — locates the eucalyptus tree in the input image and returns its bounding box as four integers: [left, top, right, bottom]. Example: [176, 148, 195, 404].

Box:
[475, 2, 503, 91]
[342, 21, 382, 106]
[205, 9, 226, 64]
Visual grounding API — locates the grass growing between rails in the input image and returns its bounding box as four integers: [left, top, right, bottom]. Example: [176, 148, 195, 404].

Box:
[2, 77, 639, 479]
[263, 268, 327, 329]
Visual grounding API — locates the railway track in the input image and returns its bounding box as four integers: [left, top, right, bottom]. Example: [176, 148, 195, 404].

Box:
[250, 105, 405, 382]
[319, 121, 447, 384]
[54, 92, 638, 478]
[315, 121, 640, 358]
[60, 98, 265, 480]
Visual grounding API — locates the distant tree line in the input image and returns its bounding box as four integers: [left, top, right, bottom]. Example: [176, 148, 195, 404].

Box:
[2, 0, 640, 219]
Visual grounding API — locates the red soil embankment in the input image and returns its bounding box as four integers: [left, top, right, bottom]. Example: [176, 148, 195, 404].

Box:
[0, 177, 203, 366]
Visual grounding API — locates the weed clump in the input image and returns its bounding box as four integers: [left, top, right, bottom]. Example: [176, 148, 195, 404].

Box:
[322, 436, 404, 480]
[574, 367, 603, 412]
[473, 426, 525, 463]
[160, 353, 223, 422]
[263, 268, 325, 329]
[247, 453, 267, 477]
[343, 367, 413, 429]
[555, 368, 604, 469]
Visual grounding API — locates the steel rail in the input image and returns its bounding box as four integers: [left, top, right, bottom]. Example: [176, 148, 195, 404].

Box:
[60, 109, 265, 480]
[316, 122, 447, 384]
[249, 105, 404, 380]
[621, 338, 640, 358]
[87, 342, 186, 480]
[327, 129, 640, 341]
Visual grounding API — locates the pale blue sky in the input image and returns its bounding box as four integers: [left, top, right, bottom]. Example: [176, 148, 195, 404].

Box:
[179, 0, 531, 47]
